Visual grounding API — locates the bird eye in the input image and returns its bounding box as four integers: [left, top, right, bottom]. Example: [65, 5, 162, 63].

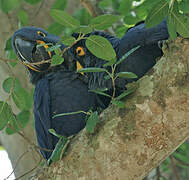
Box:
[76, 46, 85, 56]
[37, 31, 46, 37]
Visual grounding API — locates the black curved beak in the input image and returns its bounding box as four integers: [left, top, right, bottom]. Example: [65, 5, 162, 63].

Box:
[14, 37, 51, 72]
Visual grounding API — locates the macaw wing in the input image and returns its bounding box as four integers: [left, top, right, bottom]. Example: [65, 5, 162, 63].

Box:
[118, 20, 169, 58]
[33, 78, 53, 159]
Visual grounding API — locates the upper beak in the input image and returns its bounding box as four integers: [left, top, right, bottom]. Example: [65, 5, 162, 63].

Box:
[14, 37, 51, 72]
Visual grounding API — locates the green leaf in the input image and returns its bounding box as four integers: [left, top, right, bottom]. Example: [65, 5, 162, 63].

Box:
[89, 14, 120, 30]
[134, 0, 158, 19]
[47, 23, 65, 36]
[0, 0, 21, 13]
[116, 72, 137, 79]
[103, 58, 116, 67]
[116, 46, 140, 65]
[123, 14, 141, 25]
[145, 0, 169, 28]
[179, 0, 189, 13]
[115, 88, 135, 101]
[7, 52, 17, 67]
[12, 89, 29, 110]
[115, 25, 128, 38]
[0, 101, 15, 130]
[61, 36, 75, 46]
[167, 13, 177, 40]
[86, 35, 116, 61]
[48, 136, 68, 163]
[89, 89, 112, 98]
[77, 67, 107, 73]
[73, 8, 92, 26]
[51, 54, 64, 65]
[50, 9, 80, 28]
[5, 37, 12, 51]
[169, 1, 189, 38]
[49, 129, 62, 138]
[18, 10, 28, 26]
[6, 110, 30, 135]
[175, 14, 189, 38]
[119, 0, 132, 15]
[24, 0, 41, 5]
[3, 77, 21, 93]
[111, 100, 125, 108]
[46, 44, 61, 52]
[73, 26, 93, 35]
[52, 0, 67, 11]
[99, 0, 112, 9]
[86, 111, 99, 133]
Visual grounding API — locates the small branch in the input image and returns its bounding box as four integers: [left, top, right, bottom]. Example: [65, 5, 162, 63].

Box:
[4, 150, 30, 180]
[14, 157, 42, 180]
[80, 0, 98, 17]
[33, 0, 46, 19]
[0, 57, 20, 64]
[170, 155, 180, 180]
[173, 155, 189, 167]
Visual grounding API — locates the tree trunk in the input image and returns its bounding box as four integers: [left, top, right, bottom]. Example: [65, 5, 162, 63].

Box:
[31, 37, 189, 180]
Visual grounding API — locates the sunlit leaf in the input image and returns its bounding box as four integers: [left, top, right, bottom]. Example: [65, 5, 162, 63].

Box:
[89, 14, 120, 30]
[3, 77, 21, 93]
[89, 89, 111, 98]
[86, 111, 99, 133]
[77, 67, 107, 73]
[73, 26, 93, 35]
[49, 129, 62, 138]
[116, 72, 137, 79]
[6, 110, 30, 134]
[86, 35, 116, 61]
[51, 54, 64, 65]
[179, 0, 189, 13]
[0, 101, 15, 130]
[48, 136, 68, 163]
[52, 0, 67, 10]
[145, 0, 169, 28]
[47, 22, 65, 36]
[115, 88, 135, 100]
[50, 9, 80, 28]
[61, 36, 75, 46]
[119, 0, 132, 15]
[111, 100, 125, 108]
[12, 89, 29, 110]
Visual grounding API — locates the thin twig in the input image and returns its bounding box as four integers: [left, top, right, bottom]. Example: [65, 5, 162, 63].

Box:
[170, 155, 180, 180]
[80, 0, 98, 17]
[13, 157, 42, 180]
[4, 150, 30, 180]
[33, 0, 46, 19]
[0, 57, 20, 63]
[173, 155, 189, 167]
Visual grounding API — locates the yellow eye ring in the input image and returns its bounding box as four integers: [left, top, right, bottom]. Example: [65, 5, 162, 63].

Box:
[76, 46, 85, 56]
[37, 31, 46, 37]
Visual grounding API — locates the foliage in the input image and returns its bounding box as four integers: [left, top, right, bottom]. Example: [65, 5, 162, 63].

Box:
[0, 0, 189, 179]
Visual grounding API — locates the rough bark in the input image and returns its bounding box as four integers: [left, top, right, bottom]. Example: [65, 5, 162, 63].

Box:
[31, 38, 189, 180]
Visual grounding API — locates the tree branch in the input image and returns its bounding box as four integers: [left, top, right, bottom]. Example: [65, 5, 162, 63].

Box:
[31, 37, 189, 180]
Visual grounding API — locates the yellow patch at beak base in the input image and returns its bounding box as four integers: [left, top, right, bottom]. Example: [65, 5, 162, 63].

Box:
[36, 40, 52, 58]
[76, 61, 84, 75]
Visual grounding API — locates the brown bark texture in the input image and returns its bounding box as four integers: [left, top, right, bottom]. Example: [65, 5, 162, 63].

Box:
[32, 37, 189, 180]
